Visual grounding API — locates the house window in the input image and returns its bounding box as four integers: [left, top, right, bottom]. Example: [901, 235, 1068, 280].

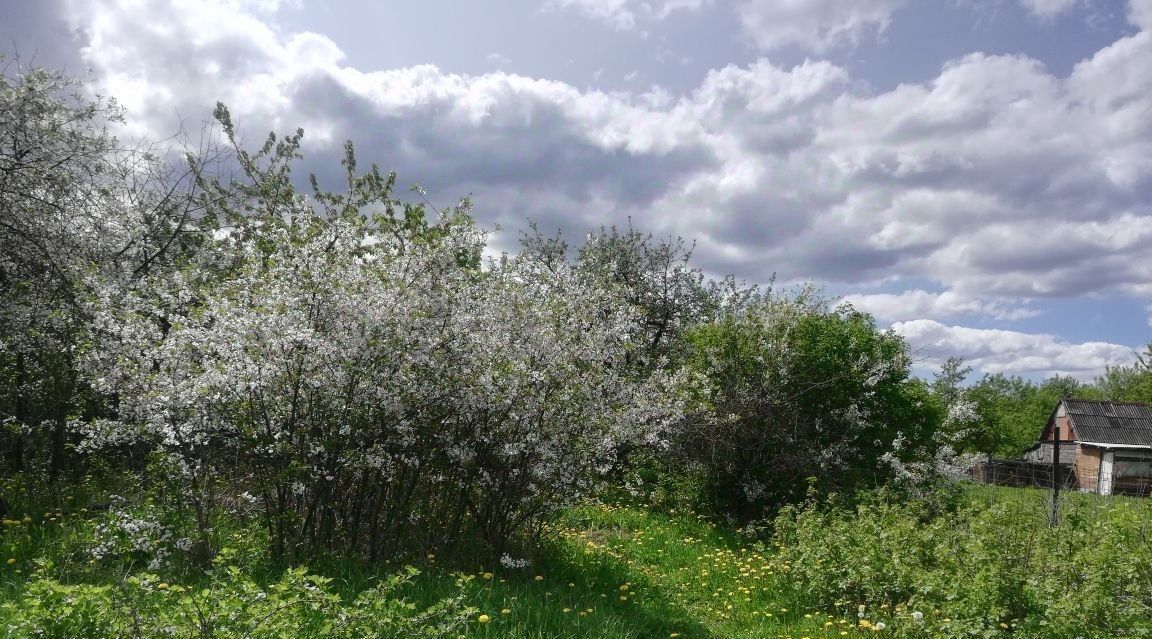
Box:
[1114, 452, 1152, 479]
[1109, 451, 1152, 496]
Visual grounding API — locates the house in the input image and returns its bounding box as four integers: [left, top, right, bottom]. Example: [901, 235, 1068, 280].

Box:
[1023, 398, 1152, 496]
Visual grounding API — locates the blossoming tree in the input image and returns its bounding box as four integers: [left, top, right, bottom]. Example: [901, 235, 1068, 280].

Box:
[82, 105, 682, 560]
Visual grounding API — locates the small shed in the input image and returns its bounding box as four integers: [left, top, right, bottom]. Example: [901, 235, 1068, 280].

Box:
[1024, 398, 1152, 496]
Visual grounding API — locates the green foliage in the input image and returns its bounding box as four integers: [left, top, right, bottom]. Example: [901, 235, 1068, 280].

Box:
[574, 224, 737, 371]
[678, 293, 941, 520]
[1, 565, 471, 639]
[6, 483, 1152, 638]
[1096, 344, 1152, 405]
[961, 372, 1111, 457]
[773, 487, 1152, 638]
[962, 373, 1042, 456]
[606, 450, 712, 515]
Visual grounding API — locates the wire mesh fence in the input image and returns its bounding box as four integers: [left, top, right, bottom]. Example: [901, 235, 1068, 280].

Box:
[964, 441, 1152, 527]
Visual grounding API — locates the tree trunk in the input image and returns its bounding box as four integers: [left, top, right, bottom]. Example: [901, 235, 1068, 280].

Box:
[9, 351, 27, 471]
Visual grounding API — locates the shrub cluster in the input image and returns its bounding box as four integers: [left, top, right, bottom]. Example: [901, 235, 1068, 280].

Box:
[1, 566, 470, 639]
[72, 111, 682, 561]
[773, 489, 1152, 638]
[677, 295, 944, 521]
[2, 62, 954, 570]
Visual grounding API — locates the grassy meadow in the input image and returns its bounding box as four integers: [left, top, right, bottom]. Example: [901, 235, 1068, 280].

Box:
[5, 479, 1150, 639]
[0, 496, 911, 639]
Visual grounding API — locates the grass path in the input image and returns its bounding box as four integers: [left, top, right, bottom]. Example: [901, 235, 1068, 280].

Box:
[410, 502, 893, 639]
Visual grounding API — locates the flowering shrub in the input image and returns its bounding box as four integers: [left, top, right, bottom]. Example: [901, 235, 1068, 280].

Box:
[79, 107, 682, 560]
[0, 62, 214, 480]
[89, 504, 184, 570]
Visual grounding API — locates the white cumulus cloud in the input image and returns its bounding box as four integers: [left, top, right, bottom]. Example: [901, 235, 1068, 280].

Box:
[893, 320, 1137, 379]
[544, 0, 707, 30]
[736, 0, 909, 51]
[1018, 0, 1080, 19]
[52, 0, 1152, 379]
[1129, 0, 1152, 29]
[844, 290, 1039, 322]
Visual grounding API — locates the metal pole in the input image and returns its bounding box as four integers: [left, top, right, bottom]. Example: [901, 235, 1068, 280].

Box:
[1050, 426, 1060, 527]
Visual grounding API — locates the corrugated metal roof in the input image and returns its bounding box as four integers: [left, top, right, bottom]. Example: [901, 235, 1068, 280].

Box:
[1064, 399, 1152, 419]
[1065, 399, 1152, 447]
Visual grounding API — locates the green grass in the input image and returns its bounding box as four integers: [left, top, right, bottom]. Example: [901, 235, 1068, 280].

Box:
[1, 497, 893, 639]
[963, 481, 1149, 527]
[372, 501, 901, 638]
[8, 483, 1148, 637]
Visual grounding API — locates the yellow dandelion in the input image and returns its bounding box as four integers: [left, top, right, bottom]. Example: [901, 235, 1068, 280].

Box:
[477, 614, 491, 624]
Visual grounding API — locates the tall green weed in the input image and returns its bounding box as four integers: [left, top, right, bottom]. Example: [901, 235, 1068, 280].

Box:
[772, 488, 1152, 638]
[1, 565, 471, 639]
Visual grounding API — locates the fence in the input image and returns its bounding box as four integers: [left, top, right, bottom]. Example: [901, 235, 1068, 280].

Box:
[970, 451, 1152, 498]
[965, 440, 1152, 526]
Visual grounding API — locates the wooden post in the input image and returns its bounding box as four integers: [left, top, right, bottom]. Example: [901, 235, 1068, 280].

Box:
[1050, 426, 1060, 527]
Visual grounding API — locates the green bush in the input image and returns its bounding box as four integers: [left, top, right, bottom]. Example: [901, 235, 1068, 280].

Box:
[772, 488, 1152, 639]
[680, 295, 942, 522]
[0, 565, 472, 639]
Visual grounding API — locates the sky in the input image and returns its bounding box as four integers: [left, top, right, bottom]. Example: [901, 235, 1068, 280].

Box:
[2, 0, 1151, 381]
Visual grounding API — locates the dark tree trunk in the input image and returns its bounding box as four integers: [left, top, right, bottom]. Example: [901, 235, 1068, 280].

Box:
[9, 351, 27, 471]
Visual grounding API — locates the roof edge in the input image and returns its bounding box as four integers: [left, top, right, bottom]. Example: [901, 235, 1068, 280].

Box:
[1062, 398, 1152, 407]
[1076, 441, 1152, 450]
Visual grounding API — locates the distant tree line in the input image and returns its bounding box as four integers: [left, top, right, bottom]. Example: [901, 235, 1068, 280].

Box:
[928, 354, 1152, 460]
